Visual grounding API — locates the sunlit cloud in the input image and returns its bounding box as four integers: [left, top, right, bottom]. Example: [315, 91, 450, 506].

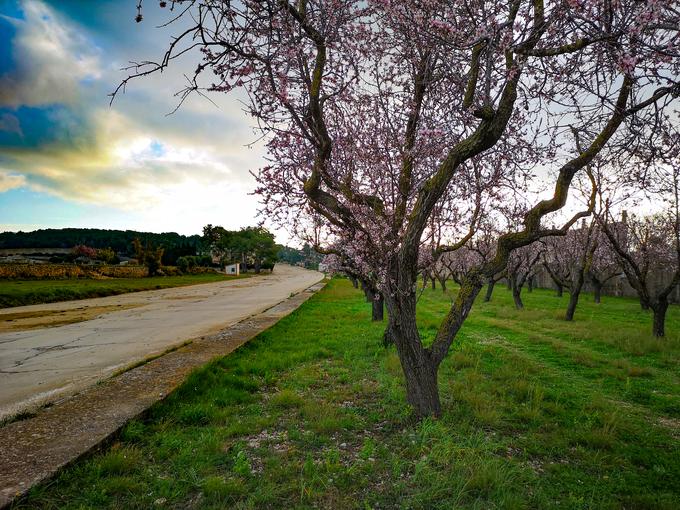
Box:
[0, 0, 271, 236]
[3, 108, 235, 205]
[0, 171, 25, 192]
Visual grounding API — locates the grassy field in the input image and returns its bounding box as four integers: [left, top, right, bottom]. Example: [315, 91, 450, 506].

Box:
[0, 273, 250, 308]
[15, 279, 680, 509]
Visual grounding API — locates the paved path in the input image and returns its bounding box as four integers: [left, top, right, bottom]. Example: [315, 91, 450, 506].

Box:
[0, 264, 323, 420]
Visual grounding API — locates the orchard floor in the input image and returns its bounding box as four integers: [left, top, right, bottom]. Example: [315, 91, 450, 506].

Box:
[14, 278, 680, 509]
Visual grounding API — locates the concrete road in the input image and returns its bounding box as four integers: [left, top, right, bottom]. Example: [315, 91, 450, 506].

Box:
[0, 264, 323, 420]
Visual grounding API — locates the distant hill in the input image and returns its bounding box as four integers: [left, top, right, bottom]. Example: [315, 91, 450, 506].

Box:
[0, 228, 202, 262]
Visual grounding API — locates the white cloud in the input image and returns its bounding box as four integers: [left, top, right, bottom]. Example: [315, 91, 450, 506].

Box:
[0, 0, 101, 108]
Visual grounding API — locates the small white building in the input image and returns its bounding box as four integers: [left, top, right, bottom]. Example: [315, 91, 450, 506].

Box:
[224, 262, 240, 276]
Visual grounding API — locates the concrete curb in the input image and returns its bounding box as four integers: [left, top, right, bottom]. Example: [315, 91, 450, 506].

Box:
[0, 281, 326, 508]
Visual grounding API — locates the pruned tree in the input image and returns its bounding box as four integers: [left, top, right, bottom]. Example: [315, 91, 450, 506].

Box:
[601, 209, 680, 337]
[596, 110, 680, 337]
[563, 220, 598, 321]
[123, 1, 680, 417]
[506, 242, 543, 309]
[587, 231, 621, 303]
[542, 235, 574, 297]
[466, 219, 505, 302]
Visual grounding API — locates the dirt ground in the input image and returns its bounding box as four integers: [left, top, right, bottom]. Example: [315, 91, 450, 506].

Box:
[0, 304, 141, 333]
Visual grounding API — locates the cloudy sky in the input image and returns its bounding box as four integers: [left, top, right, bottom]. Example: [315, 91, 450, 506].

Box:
[0, 0, 270, 237]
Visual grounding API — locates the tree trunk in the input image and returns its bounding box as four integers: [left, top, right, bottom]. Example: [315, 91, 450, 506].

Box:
[382, 323, 394, 347]
[484, 278, 496, 302]
[363, 283, 373, 303]
[349, 276, 358, 288]
[565, 278, 584, 321]
[512, 280, 524, 309]
[593, 282, 602, 303]
[401, 355, 441, 417]
[506, 278, 512, 290]
[372, 293, 384, 321]
[438, 277, 447, 293]
[384, 293, 442, 418]
[431, 277, 436, 290]
[652, 300, 668, 337]
[527, 276, 534, 293]
[640, 296, 650, 311]
[555, 283, 563, 297]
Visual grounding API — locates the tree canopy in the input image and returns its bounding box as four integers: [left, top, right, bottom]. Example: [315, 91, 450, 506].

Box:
[203, 225, 278, 272]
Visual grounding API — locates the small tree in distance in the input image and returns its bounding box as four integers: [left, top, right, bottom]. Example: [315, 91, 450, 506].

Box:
[601, 211, 680, 337]
[132, 237, 164, 277]
[587, 232, 620, 304]
[562, 221, 597, 321]
[542, 236, 574, 298]
[507, 243, 543, 310]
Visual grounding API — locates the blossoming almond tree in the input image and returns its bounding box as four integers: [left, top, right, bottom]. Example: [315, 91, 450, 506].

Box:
[587, 232, 621, 303]
[600, 147, 680, 337]
[542, 235, 576, 297]
[124, 0, 680, 417]
[562, 220, 597, 321]
[602, 210, 680, 337]
[506, 241, 544, 309]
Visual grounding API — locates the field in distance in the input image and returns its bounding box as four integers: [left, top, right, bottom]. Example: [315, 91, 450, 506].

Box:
[0, 273, 250, 308]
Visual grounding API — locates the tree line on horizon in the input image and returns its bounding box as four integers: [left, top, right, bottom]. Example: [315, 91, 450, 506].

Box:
[0, 228, 201, 264]
[0, 227, 321, 271]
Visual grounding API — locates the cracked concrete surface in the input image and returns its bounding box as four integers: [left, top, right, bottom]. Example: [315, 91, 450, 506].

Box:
[0, 264, 323, 421]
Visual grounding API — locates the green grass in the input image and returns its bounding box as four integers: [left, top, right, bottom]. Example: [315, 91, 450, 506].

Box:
[0, 273, 250, 308]
[14, 279, 680, 509]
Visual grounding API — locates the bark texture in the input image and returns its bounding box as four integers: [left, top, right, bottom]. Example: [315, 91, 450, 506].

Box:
[565, 269, 584, 321]
[652, 300, 669, 337]
[484, 278, 495, 302]
[385, 293, 442, 417]
[593, 282, 602, 303]
[372, 294, 385, 321]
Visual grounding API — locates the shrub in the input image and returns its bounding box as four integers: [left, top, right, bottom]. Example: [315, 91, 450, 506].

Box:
[72, 245, 98, 259]
[176, 256, 190, 273]
[96, 247, 120, 265]
[0, 263, 147, 280]
[177, 255, 213, 273]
